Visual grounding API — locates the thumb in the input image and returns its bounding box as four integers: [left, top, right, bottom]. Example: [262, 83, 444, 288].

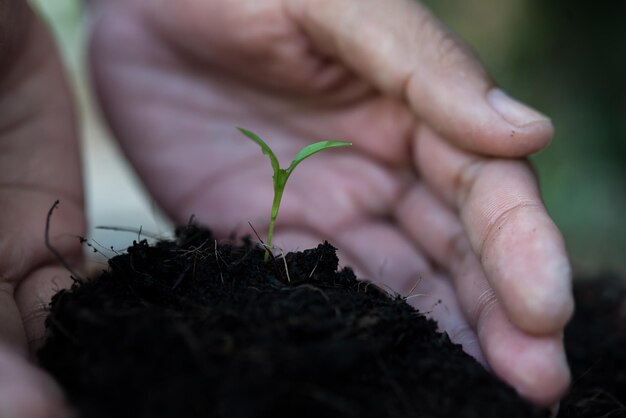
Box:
[287, 0, 553, 157]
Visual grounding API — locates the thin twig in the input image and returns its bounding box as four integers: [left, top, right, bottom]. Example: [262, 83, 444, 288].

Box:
[214, 240, 228, 266]
[248, 221, 275, 261]
[247, 222, 266, 248]
[308, 253, 324, 278]
[406, 276, 422, 298]
[45, 201, 84, 282]
[280, 251, 291, 283]
[89, 237, 119, 257]
[95, 225, 161, 240]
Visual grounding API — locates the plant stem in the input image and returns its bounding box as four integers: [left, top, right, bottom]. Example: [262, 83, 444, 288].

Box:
[264, 187, 284, 262]
[264, 218, 275, 262]
[237, 128, 351, 263]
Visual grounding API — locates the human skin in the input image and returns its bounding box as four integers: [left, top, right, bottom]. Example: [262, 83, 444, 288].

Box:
[88, 0, 573, 406]
[0, 0, 572, 415]
[0, 1, 84, 416]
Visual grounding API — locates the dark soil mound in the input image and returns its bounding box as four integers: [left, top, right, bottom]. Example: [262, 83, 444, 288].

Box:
[558, 276, 626, 418]
[38, 225, 549, 418]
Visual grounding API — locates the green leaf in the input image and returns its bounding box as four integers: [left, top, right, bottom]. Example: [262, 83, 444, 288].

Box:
[238, 128, 280, 176]
[286, 141, 352, 175]
[237, 128, 352, 263]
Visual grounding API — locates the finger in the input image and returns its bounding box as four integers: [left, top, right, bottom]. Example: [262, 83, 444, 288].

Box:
[0, 194, 83, 351]
[413, 126, 573, 334]
[16, 265, 77, 351]
[275, 223, 483, 360]
[0, 344, 73, 418]
[275, 222, 432, 296]
[287, 0, 553, 157]
[395, 183, 570, 405]
[0, 7, 82, 418]
[0, 13, 85, 348]
[329, 221, 483, 361]
[480, 306, 569, 406]
[413, 272, 485, 364]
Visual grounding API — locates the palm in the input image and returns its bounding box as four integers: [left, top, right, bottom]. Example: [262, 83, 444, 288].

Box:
[91, 2, 437, 294]
[90, 0, 572, 405]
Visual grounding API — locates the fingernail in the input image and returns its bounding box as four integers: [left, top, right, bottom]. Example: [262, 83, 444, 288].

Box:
[487, 88, 551, 128]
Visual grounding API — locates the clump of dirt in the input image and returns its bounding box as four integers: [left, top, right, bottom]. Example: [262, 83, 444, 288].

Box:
[38, 225, 549, 418]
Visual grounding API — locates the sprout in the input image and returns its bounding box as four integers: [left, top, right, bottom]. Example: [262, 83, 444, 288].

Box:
[238, 128, 352, 262]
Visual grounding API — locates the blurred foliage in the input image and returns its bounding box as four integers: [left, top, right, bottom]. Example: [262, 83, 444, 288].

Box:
[33, 0, 625, 274]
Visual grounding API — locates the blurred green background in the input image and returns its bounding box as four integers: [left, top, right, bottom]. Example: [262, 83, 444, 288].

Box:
[31, 0, 625, 275]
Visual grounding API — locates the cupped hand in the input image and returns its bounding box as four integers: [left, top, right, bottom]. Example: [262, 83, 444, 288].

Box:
[0, 2, 84, 417]
[89, 0, 573, 405]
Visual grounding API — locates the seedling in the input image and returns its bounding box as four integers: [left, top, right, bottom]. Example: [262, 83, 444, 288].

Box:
[238, 128, 351, 262]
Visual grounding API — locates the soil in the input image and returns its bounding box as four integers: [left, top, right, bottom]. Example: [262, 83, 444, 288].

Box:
[558, 276, 626, 418]
[37, 225, 625, 418]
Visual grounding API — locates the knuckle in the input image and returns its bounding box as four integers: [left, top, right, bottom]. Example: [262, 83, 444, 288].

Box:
[479, 200, 542, 259]
[433, 31, 475, 70]
[471, 288, 498, 327]
[414, 11, 480, 72]
[410, 6, 490, 83]
[453, 158, 485, 208]
[0, 237, 25, 286]
[444, 230, 471, 270]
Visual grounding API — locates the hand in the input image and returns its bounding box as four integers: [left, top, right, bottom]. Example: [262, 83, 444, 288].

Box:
[0, 2, 84, 416]
[89, 0, 572, 405]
